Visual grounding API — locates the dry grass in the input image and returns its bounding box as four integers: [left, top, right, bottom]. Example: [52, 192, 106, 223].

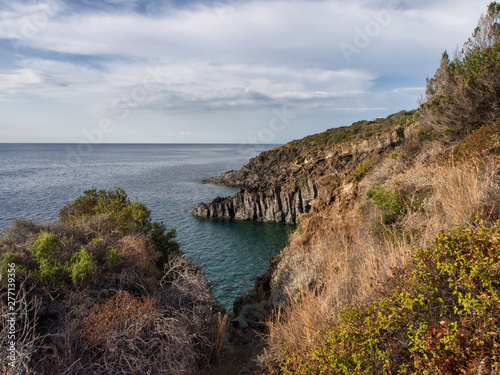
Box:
[117, 235, 159, 273]
[267, 219, 411, 359]
[77, 290, 199, 375]
[430, 161, 500, 226]
[0, 212, 229, 375]
[0, 277, 42, 375]
[161, 256, 229, 367]
[21, 257, 229, 375]
[265, 154, 500, 368]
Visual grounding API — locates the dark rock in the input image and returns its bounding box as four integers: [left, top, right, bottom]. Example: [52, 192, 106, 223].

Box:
[192, 180, 318, 225]
[231, 255, 281, 340]
[192, 128, 406, 225]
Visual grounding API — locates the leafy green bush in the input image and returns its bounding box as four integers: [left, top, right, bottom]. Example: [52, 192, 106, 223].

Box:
[273, 224, 500, 374]
[30, 231, 61, 259]
[70, 246, 95, 283]
[366, 187, 402, 214]
[60, 188, 180, 267]
[353, 158, 377, 182]
[27, 232, 96, 286]
[366, 186, 403, 226]
[30, 231, 69, 286]
[149, 221, 180, 266]
[104, 246, 119, 266]
[59, 187, 150, 233]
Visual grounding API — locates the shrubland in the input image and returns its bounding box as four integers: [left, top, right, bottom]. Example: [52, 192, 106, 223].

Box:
[0, 188, 227, 375]
[3, 3, 500, 374]
[263, 3, 500, 374]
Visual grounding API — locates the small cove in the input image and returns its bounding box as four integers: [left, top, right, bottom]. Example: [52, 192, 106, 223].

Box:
[0, 143, 292, 310]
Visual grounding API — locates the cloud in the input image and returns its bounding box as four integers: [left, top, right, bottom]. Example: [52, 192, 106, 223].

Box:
[0, 56, 378, 114]
[0, 0, 494, 142]
[1, 0, 487, 68]
[0, 68, 44, 90]
[392, 87, 425, 94]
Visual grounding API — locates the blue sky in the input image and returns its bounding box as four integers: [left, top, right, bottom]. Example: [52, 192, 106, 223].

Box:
[0, 0, 493, 143]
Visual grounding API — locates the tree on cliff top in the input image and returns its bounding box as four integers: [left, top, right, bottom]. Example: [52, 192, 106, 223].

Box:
[422, 2, 500, 135]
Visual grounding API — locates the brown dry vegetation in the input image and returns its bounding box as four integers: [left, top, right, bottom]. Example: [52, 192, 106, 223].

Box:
[0, 189, 227, 375]
[265, 131, 500, 372]
[262, 5, 500, 372]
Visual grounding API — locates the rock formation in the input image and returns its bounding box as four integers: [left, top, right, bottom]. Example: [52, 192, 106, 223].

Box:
[192, 124, 409, 225]
[191, 180, 318, 225]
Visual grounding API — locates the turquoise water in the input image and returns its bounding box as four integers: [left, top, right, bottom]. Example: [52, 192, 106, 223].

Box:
[0, 143, 292, 310]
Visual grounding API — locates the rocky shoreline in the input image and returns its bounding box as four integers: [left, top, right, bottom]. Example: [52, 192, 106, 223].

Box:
[191, 180, 318, 225]
[191, 124, 410, 351]
[191, 126, 407, 225]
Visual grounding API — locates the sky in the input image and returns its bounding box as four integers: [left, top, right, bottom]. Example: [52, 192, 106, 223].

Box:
[0, 0, 494, 144]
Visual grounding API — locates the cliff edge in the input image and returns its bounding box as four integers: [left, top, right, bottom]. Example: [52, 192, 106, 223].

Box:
[192, 114, 412, 225]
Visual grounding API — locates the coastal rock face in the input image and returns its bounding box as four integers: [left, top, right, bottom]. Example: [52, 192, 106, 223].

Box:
[191, 179, 318, 225]
[192, 127, 407, 225]
[231, 255, 281, 336]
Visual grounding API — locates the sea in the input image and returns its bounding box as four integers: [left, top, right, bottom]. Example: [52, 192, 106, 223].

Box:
[0, 143, 292, 311]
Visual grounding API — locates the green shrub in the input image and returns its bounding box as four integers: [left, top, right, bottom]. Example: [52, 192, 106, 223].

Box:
[353, 157, 377, 182]
[274, 223, 500, 374]
[104, 246, 119, 266]
[148, 221, 180, 267]
[59, 188, 181, 269]
[366, 186, 403, 226]
[70, 246, 95, 284]
[38, 257, 68, 286]
[29, 231, 68, 286]
[417, 128, 441, 141]
[366, 186, 402, 213]
[30, 231, 60, 259]
[389, 149, 408, 159]
[28, 231, 96, 286]
[59, 187, 151, 233]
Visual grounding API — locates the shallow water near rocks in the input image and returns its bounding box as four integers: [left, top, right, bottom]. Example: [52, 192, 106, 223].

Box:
[0, 143, 292, 310]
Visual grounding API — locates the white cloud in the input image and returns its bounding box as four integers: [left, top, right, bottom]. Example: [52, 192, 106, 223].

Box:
[0, 0, 494, 142]
[0, 57, 378, 114]
[0, 0, 488, 69]
[0, 68, 44, 90]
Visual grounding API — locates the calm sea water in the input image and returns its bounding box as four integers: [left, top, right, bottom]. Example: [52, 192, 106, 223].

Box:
[0, 143, 292, 310]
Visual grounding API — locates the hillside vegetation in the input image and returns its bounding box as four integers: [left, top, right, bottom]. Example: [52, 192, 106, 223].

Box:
[0, 188, 227, 375]
[3, 3, 500, 375]
[261, 3, 500, 374]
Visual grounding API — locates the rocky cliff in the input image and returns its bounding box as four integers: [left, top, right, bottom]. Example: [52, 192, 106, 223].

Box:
[191, 180, 318, 225]
[192, 117, 411, 225]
